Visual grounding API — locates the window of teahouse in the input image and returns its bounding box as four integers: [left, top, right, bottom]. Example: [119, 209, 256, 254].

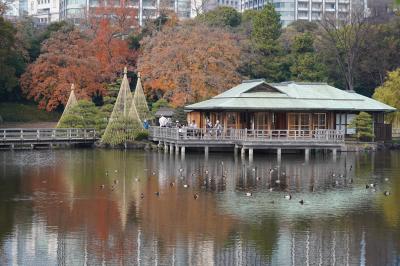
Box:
[313, 113, 326, 130]
[288, 113, 311, 132]
[255, 112, 269, 130]
[226, 112, 237, 129]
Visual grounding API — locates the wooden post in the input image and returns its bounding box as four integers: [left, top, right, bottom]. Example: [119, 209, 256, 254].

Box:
[249, 148, 254, 161]
[164, 143, 168, 153]
[181, 146, 186, 160]
[175, 145, 179, 155]
[332, 148, 337, 161]
[241, 147, 245, 157]
[169, 144, 174, 154]
[204, 146, 209, 157]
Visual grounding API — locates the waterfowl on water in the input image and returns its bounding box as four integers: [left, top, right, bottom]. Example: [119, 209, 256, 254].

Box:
[370, 183, 376, 188]
[284, 194, 292, 200]
[155, 192, 160, 196]
[99, 184, 105, 189]
[183, 184, 189, 188]
[269, 187, 273, 192]
[194, 194, 199, 199]
[275, 179, 281, 184]
[205, 170, 209, 175]
[135, 178, 139, 182]
[299, 199, 304, 205]
[384, 191, 390, 196]
[114, 170, 118, 173]
[252, 168, 256, 172]
[179, 168, 184, 173]
[349, 178, 353, 184]
[152, 171, 156, 175]
[366, 184, 370, 189]
[246, 192, 252, 197]
[256, 176, 261, 181]
[384, 178, 389, 182]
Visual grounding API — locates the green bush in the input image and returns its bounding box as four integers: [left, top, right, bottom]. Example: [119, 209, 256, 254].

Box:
[349, 112, 374, 141]
[134, 130, 149, 141]
[57, 100, 108, 136]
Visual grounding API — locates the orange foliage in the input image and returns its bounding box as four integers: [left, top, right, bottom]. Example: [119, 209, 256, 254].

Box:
[138, 22, 243, 107]
[21, 3, 139, 111]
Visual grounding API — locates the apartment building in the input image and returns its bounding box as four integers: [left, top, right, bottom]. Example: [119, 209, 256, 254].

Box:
[241, 0, 368, 26]
[27, 0, 60, 24]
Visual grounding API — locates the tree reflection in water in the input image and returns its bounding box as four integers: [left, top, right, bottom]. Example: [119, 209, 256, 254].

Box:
[0, 149, 399, 265]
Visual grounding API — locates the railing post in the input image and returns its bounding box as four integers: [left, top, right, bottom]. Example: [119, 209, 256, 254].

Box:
[20, 129, 23, 140]
[37, 129, 40, 140]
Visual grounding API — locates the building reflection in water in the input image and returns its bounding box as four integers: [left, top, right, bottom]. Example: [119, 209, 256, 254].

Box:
[0, 149, 399, 265]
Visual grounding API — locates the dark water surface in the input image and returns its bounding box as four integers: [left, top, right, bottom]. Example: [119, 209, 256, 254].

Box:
[0, 149, 399, 265]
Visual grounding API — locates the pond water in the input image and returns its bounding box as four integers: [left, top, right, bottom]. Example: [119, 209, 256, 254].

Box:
[0, 149, 399, 265]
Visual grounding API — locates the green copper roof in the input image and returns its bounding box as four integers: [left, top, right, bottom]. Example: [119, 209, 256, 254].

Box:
[185, 80, 396, 112]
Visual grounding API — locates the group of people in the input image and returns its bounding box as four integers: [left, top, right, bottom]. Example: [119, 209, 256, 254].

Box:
[157, 115, 223, 136]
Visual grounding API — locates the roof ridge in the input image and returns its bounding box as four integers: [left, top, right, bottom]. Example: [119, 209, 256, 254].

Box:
[242, 79, 265, 83]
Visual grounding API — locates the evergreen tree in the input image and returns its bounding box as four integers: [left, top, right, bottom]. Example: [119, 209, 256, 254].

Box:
[349, 112, 374, 141]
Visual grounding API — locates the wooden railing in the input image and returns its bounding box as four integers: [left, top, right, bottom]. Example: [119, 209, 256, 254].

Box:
[149, 127, 345, 143]
[0, 128, 97, 142]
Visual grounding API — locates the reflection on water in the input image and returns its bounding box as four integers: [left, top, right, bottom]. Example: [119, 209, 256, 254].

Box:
[0, 150, 399, 265]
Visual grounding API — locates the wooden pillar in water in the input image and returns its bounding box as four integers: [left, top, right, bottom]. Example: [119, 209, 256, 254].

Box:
[332, 148, 337, 161]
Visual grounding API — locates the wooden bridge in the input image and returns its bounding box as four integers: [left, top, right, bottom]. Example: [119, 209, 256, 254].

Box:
[149, 127, 345, 160]
[0, 128, 98, 150]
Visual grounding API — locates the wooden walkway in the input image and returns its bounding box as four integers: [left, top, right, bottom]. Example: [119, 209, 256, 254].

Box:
[0, 128, 98, 149]
[149, 127, 345, 159]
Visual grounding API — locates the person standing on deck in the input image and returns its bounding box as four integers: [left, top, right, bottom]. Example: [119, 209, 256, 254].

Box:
[159, 115, 167, 127]
[214, 120, 222, 136]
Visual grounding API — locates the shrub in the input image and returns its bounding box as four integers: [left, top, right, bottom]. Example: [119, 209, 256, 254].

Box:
[349, 112, 374, 141]
[134, 130, 149, 141]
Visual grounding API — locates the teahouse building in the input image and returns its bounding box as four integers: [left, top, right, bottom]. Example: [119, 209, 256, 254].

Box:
[185, 80, 396, 141]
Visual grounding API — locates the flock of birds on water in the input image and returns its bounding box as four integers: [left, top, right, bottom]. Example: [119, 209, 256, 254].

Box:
[98, 161, 392, 205]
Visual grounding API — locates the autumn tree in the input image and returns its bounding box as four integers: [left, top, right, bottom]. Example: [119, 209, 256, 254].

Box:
[20, 27, 107, 111]
[137, 22, 242, 107]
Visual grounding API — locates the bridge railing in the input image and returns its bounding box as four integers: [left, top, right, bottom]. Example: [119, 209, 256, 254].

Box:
[0, 128, 97, 142]
[149, 127, 345, 143]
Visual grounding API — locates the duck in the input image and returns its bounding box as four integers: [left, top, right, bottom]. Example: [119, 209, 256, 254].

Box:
[114, 170, 118, 173]
[299, 199, 304, 205]
[99, 184, 105, 189]
[384, 191, 390, 196]
[365, 184, 370, 189]
[194, 193, 199, 199]
[155, 191, 160, 196]
[183, 184, 189, 188]
[349, 165, 353, 171]
[252, 168, 256, 172]
[275, 179, 281, 184]
[246, 192, 252, 197]
[256, 176, 261, 181]
[179, 168, 184, 173]
[152, 171, 156, 175]
[205, 170, 209, 175]
[384, 178, 389, 182]
[269, 187, 273, 192]
[284, 194, 292, 200]
[349, 178, 353, 184]
[135, 178, 139, 182]
[369, 183, 376, 188]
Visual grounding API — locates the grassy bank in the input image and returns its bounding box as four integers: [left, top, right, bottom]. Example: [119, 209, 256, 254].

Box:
[0, 102, 60, 122]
